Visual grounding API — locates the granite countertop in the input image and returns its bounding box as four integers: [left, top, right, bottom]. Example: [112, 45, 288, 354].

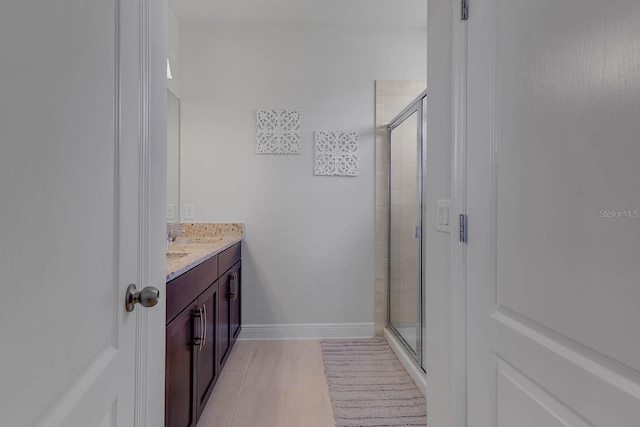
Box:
[166, 223, 243, 281]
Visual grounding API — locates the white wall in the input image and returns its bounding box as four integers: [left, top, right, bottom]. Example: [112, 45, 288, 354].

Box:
[179, 23, 426, 333]
[166, 7, 181, 222]
[166, 90, 180, 221]
[425, 0, 454, 425]
[167, 7, 180, 96]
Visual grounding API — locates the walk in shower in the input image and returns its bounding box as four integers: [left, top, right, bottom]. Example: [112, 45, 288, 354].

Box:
[387, 90, 426, 369]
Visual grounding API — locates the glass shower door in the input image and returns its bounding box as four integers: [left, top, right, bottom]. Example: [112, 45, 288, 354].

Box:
[388, 103, 423, 365]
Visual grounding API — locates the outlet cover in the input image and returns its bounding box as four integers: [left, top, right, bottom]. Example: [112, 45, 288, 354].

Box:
[166, 204, 176, 220]
[184, 204, 195, 220]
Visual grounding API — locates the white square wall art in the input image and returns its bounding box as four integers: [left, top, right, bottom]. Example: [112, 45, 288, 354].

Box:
[314, 130, 360, 176]
[256, 109, 301, 154]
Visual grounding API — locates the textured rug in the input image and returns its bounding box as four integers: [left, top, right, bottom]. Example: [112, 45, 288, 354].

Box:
[321, 338, 427, 427]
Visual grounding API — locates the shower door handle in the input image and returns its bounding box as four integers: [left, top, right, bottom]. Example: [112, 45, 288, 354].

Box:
[414, 226, 421, 238]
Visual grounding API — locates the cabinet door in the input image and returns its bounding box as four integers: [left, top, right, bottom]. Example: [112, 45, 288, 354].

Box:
[195, 281, 218, 421]
[230, 263, 242, 342]
[166, 304, 198, 427]
[219, 262, 242, 370]
[218, 272, 231, 370]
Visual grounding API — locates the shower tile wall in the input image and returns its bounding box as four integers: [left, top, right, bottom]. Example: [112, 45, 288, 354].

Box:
[374, 80, 426, 337]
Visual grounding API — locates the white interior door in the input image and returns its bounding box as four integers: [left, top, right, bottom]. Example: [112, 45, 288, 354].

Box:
[466, 0, 640, 425]
[0, 1, 166, 426]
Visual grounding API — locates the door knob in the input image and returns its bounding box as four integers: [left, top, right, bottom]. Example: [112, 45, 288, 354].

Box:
[125, 284, 160, 312]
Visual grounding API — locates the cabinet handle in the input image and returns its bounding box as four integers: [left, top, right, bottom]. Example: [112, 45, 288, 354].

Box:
[229, 272, 238, 301]
[201, 304, 207, 350]
[193, 308, 204, 350]
[234, 273, 238, 301]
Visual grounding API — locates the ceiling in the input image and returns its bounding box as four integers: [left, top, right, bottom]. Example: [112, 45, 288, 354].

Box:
[169, 0, 427, 29]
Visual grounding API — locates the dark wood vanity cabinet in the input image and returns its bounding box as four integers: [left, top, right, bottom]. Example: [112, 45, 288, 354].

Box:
[165, 301, 198, 427]
[165, 242, 242, 427]
[230, 265, 242, 342]
[218, 261, 241, 370]
[195, 282, 218, 421]
[217, 243, 242, 370]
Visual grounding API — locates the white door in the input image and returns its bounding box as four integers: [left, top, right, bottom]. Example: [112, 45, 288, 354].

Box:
[0, 1, 166, 426]
[466, 0, 640, 425]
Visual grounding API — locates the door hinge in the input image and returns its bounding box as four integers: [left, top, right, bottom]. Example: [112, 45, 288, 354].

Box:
[459, 214, 468, 243]
[461, 0, 469, 20]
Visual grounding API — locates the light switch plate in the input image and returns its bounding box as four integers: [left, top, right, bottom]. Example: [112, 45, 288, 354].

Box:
[437, 199, 451, 233]
[184, 204, 195, 220]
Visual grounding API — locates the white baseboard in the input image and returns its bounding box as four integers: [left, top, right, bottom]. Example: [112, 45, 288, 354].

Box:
[385, 327, 427, 397]
[238, 323, 375, 340]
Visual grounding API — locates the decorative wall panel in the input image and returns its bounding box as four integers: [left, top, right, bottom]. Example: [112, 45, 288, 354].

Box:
[256, 109, 301, 154]
[314, 130, 360, 176]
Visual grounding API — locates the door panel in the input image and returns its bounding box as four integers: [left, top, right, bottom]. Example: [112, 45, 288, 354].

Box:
[0, 0, 163, 425]
[493, 0, 640, 371]
[497, 360, 590, 427]
[493, 313, 640, 426]
[466, 0, 640, 425]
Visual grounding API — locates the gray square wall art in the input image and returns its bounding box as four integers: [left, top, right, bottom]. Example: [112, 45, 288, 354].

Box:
[314, 130, 360, 176]
[256, 109, 301, 154]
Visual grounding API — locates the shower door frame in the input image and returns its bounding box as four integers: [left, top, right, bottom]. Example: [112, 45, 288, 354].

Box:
[387, 90, 427, 369]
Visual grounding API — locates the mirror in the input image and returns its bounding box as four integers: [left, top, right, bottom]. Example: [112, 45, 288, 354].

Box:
[167, 89, 180, 223]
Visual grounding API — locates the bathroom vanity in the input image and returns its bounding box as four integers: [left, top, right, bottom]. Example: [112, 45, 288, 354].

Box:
[165, 224, 243, 427]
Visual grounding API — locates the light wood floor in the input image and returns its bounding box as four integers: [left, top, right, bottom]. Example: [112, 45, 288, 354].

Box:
[197, 340, 336, 427]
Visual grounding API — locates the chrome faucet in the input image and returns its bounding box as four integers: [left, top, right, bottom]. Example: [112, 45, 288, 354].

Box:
[166, 227, 185, 243]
